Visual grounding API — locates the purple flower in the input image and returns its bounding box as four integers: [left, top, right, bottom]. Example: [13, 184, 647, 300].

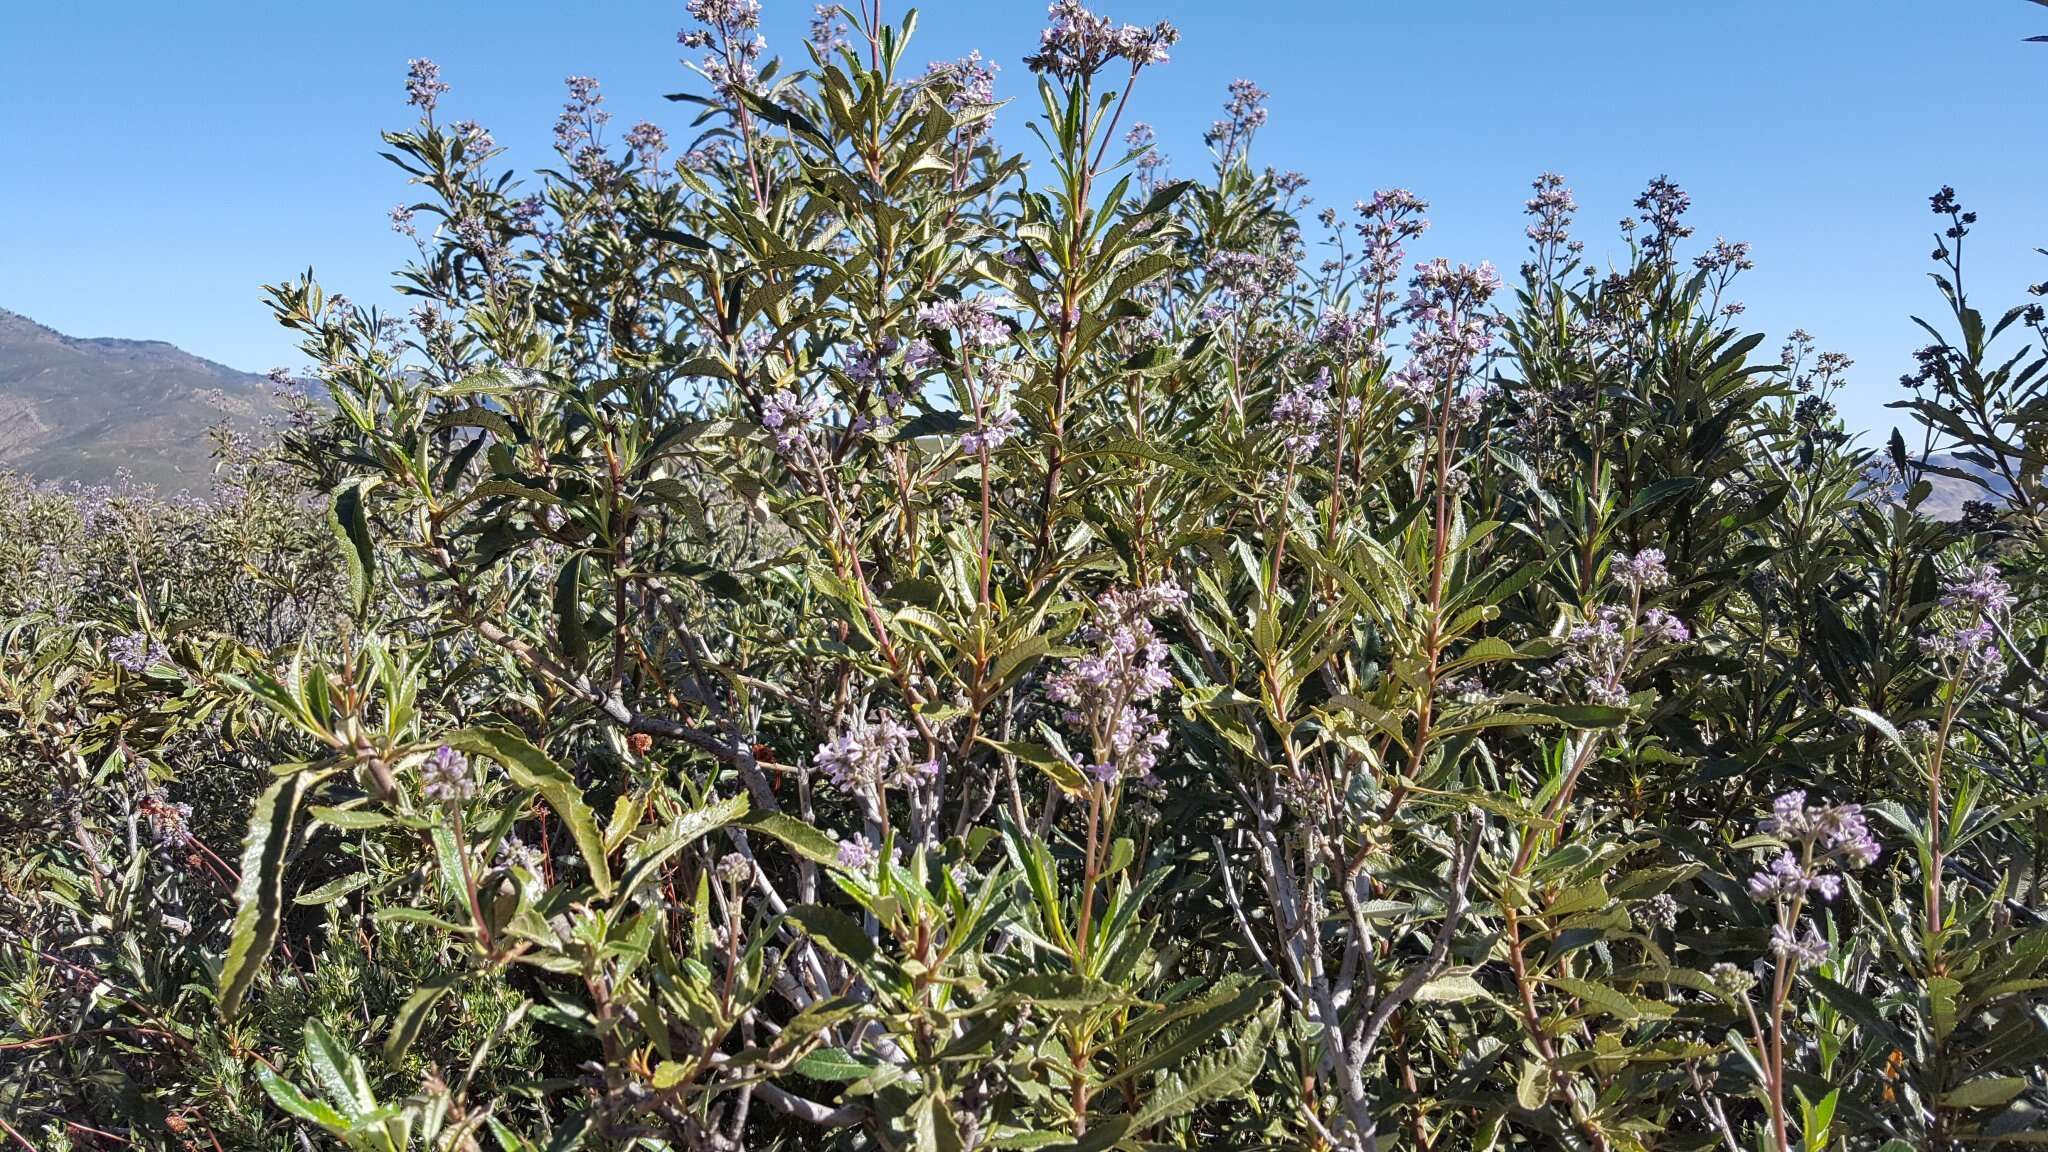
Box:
[917, 297, 1009, 349]
[1205, 79, 1268, 165]
[835, 837, 877, 870]
[109, 632, 167, 673]
[1922, 618, 2006, 680]
[450, 120, 495, 155]
[1612, 548, 1670, 591]
[760, 390, 829, 455]
[1271, 370, 1331, 460]
[1769, 922, 1829, 969]
[813, 712, 919, 794]
[682, 0, 765, 97]
[1355, 190, 1431, 291]
[841, 344, 881, 386]
[422, 744, 476, 804]
[1941, 562, 2014, 617]
[1392, 259, 1500, 402]
[808, 4, 849, 52]
[1126, 122, 1166, 177]
[1524, 172, 1579, 250]
[961, 408, 1022, 455]
[554, 75, 610, 155]
[903, 337, 940, 374]
[390, 204, 417, 237]
[1557, 605, 1629, 706]
[1634, 175, 1694, 262]
[625, 120, 668, 168]
[406, 58, 449, 113]
[1025, 2, 1178, 79]
[1642, 608, 1689, 644]
[1694, 237, 1754, 276]
[716, 851, 754, 885]
[1638, 892, 1679, 931]
[1747, 851, 1810, 900]
[926, 50, 999, 128]
[1045, 583, 1183, 782]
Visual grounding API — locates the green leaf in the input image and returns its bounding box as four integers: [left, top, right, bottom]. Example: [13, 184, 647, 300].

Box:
[1845, 706, 1912, 757]
[734, 809, 842, 867]
[1548, 976, 1643, 1020]
[1415, 971, 1493, 1003]
[329, 479, 380, 617]
[791, 1046, 878, 1082]
[977, 737, 1088, 796]
[1809, 974, 1901, 1047]
[1108, 980, 1272, 1088]
[553, 552, 588, 668]
[258, 1066, 349, 1130]
[219, 771, 315, 1018]
[1132, 1001, 1278, 1126]
[1531, 703, 1630, 728]
[307, 805, 393, 831]
[1516, 1058, 1549, 1110]
[987, 973, 1116, 1013]
[295, 872, 372, 906]
[786, 905, 877, 967]
[616, 793, 749, 904]
[1940, 1075, 2027, 1109]
[1619, 477, 1700, 521]
[384, 976, 457, 1067]
[302, 1019, 372, 1117]
[444, 727, 612, 897]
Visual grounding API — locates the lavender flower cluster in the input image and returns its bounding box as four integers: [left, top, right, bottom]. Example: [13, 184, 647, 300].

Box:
[680, 0, 766, 98]
[422, 744, 477, 805]
[916, 296, 1009, 349]
[1613, 546, 1670, 592]
[761, 389, 831, 456]
[109, 632, 168, 673]
[1392, 259, 1502, 408]
[1746, 791, 1879, 968]
[1922, 561, 2012, 681]
[405, 58, 449, 114]
[1632, 174, 1694, 263]
[960, 408, 1022, 455]
[1523, 173, 1581, 256]
[807, 4, 848, 53]
[1024, 1, 1179, 79]
[1271, 369, 1332, 461]
[835, 836, 877, 870]
[1046, 582, 1186, 786]
[925, 50, 999, 115]
[1205, 79, 1267, 165]
[1354, 189, 1430, 292]
[1553, 550, 1687, 706]
[814, 712, 935, 796]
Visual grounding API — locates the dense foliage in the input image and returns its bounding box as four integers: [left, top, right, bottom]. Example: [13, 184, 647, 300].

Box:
[8, 4, 2048, 1149]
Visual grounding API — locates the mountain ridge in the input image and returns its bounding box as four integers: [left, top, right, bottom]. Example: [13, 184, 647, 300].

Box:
[0, 307, 282, 489]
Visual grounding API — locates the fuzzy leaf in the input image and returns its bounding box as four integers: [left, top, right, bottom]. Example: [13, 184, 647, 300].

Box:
[219, 771, 315, 1019]
[445, 727, 612, 897]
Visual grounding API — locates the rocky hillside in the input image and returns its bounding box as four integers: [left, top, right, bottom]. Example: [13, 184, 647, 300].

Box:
[0, 307, 281, 490]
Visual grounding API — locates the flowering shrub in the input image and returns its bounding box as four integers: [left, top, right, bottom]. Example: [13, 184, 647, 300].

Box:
[8, 4, 2048, 1150]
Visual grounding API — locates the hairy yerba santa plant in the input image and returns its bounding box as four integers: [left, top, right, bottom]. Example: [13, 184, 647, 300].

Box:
[10, 4, 2048, 1152]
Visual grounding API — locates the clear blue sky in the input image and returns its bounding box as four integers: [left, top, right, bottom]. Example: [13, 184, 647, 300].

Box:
[4, 1, 2044, 433]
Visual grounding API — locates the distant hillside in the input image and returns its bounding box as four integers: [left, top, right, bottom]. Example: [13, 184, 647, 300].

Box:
[1917, 454, 2014, 521]
[0, 307, 281, 490]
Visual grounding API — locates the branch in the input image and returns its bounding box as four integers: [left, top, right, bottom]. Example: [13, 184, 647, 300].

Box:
[1354, 818, 1481, 1061]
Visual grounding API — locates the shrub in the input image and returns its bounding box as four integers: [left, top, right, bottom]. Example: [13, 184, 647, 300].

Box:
[7, 4, 2048, 1150]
